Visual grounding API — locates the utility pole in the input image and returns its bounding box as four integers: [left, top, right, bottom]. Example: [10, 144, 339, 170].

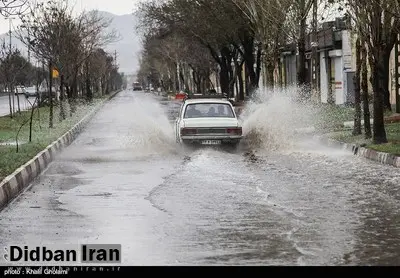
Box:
[8, 17, 15, 116]
[9, 18, 12, 52]
[28, 29, 31, 64]
[311, 0, 319, 103]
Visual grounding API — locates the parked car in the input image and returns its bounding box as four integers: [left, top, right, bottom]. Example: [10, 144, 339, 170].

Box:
[174, 96, 243, 147]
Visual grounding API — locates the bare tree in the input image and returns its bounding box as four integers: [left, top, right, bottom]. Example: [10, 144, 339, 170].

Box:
[0, 41, 31, 118]
[232, 0, 290, 88]
[16, 0, 119, 125]
[0, 0, 28, 17]
[137, 0, 259, 99]
[16, 0, 74, 127]
[346, 0, 398, 144]
[75, 10, 119, 101]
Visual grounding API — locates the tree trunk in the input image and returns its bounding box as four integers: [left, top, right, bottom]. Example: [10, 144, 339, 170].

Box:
[353, 39, 362, 135]
[101, 77, 106, 95]
[361, 43, 371, 139]
[255, 46, 262, 86]
[11, 83, 15, 116]
[29, 100, 36, 142]
[238, 66, 244, 101]
[194, 71, 201, 94]
[59, 74, 66, 121]
[70, 72, 78, 114]
[267, 63, 275, 89]
[219, 53, 230, 96]
[86, 62, 92, 102]
[228, 65, 235, 99]
[297, 16, 307, 87]
[48, 62, 54, 129]
[278, 58, 283, 87]
[243, 43, 258, 94]
[245, 67, 250, 96]
[220, 46, 236, 97]
[8, 84, 13, 118]
[16, 93, 21, 114]
[370, 49, 388, 144]
[65, 85, 72, 117]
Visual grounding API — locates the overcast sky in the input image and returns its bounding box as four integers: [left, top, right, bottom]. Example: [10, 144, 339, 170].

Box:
[0, 0, 140, 34]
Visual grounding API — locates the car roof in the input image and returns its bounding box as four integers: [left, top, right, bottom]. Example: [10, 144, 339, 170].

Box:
[184, 98, 232, 105]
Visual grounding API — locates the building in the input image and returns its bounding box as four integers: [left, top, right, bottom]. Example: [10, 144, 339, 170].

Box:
[388, 39, 400, 111]
[278, 17, 356, 105]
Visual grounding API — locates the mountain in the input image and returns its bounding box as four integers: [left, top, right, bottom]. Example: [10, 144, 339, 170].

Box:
[0, 11, 143, 75]
[99, 11, 143, 75]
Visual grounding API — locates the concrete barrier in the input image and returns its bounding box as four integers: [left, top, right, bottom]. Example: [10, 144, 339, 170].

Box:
[0, 90, 121, 212]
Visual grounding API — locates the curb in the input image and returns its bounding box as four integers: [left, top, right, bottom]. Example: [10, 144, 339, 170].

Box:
[314, 135, 400, 168]
[0, 90, 122, 212]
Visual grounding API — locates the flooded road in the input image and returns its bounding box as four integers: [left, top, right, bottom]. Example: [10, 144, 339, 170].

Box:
[0, 90, 399, 266]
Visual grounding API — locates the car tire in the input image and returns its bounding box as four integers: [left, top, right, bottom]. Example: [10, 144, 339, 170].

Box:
[181, 140, 194, 149]
[227, 141, 240, 152]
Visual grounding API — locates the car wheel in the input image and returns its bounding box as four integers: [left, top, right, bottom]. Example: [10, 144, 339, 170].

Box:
[181, 140, 193, 149]
[227, 141, 240, 152]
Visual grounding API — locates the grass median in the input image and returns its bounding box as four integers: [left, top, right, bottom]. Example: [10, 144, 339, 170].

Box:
[0, 97, 105, 182]
[328, 122, 400, 156]
[314, 104, 355, 131]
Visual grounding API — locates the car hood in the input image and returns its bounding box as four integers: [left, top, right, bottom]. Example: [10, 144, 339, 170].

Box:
[182, 118, 239, 128]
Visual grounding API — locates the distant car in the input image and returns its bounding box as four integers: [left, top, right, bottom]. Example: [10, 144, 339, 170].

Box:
[174, 97, 243, 147]
[14, 86, 26, 95]
[24, 87, 39, 98]
[175, 92, 187, 100]
[132, 82, 142, 91]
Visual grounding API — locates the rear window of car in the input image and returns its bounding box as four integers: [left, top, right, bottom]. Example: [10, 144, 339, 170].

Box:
[183, 103, 235, 118]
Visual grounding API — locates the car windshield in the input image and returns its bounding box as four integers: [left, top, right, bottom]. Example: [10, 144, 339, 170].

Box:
[183, 103, 235, 118]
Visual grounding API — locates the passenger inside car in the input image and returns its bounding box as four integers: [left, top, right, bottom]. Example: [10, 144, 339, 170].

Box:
[207, 107, 218, 116]
[217, 105, 227, 116]
[185, 105, 202, 118]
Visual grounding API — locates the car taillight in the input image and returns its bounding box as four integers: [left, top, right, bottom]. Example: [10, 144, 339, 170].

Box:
[226, 127, 242, 135]
[181, 128, 197, 135]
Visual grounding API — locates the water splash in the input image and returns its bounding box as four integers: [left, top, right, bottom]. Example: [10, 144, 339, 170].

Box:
[119, 94, 177, 156]
[240, 86, 318, 151]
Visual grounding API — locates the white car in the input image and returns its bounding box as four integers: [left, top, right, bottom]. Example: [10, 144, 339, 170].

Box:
[174, 98, 243, 147]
